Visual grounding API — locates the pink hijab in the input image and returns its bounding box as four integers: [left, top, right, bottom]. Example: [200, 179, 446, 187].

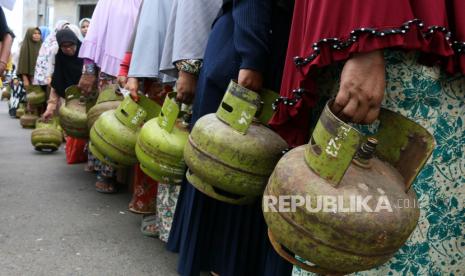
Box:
[78, 0, 142, 77]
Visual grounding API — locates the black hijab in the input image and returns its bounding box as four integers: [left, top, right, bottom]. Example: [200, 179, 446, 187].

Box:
[51, 29, 83, 98]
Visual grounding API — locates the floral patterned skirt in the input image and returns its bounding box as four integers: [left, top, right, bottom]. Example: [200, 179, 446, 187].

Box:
[153, 183, 180, 242]
[292, 51, 464, 276]
[86, 73, 118, 178]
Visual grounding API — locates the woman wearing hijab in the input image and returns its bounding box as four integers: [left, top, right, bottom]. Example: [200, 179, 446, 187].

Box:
[117, 0, 176, 241]
[67, 24, 84, 42]
[77, 0, 142, 194]
[33, 20, 69, 86]
[79, 18, 90, 38]
[42, 29, 83, 120]
[17, 27, 42, 87]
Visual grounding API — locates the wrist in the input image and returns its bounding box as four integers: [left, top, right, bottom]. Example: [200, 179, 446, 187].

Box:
[47, 102, 57, 111]
[178, 70, 197, 80]
[175, 59, 202, 76]
[352, 50, 385, 65]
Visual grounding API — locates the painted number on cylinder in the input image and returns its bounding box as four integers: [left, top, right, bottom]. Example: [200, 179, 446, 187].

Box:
[131, 109, 144, 125]
[238, 111, 252, 125]
[326, 138, 341, 157]
[325, 126, 351, 158]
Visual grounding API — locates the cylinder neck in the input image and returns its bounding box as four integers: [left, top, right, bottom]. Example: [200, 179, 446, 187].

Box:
[353, 137, 378, 168]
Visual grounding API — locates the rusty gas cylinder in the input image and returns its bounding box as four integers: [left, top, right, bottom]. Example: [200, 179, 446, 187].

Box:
[263, 101, 435, 274]
[184, 80, 288, 205]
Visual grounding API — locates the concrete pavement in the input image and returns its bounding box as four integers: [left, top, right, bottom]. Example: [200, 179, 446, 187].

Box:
[0, 101, 179, 276]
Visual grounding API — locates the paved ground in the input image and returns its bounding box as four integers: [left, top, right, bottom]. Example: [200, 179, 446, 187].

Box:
[0, 101, 179, 275]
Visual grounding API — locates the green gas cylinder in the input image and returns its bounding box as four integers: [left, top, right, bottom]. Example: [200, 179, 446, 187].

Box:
[136, 92, 190, 184]
[31, 117, 63, 152]
[89, 94, 161, 168]
[184, 81, 288, 205]
[263, 101, 435, 274]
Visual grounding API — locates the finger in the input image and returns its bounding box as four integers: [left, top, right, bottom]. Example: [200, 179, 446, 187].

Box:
[180, 93, 189, 104]
[333, 89, 350, 114]
[352, 96, 370, 124]
[340, 97, 359, 121]
[237, 72, 245, 87]
[238, 77, 255, 91]
[250, 83, 261, 92]
[183, 93, 194, 105]
[130, 90, 139, 102]
[361, 107, 381, 124]
[176, 92, 184, 103]
[238, 79, 249, 89]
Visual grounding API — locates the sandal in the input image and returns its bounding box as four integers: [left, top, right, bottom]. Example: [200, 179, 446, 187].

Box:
[141, 214, 159, 238]
[95, 174, 117, 194]
[84, 164, 95, 173]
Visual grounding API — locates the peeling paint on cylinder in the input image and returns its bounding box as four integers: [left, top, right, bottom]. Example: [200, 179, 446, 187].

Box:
[59, 86, 90, 138]
[185, 81, 288, 205]
[263, 102, 435, 274]
[31, 118, 63, 151]
[87, 86, 123, 129]
[136, 93, 189, 185]
[90, 95, 161, 168]
[26, 85, 47, 106]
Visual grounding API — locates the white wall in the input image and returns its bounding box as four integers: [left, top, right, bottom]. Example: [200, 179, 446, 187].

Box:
[53, 0, 75, 25]
[21, 0, 38, 36]
[53, 0, 97, 26]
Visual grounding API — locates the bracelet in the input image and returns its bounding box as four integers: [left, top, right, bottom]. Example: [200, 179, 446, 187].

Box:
[175, 59, 202, 76]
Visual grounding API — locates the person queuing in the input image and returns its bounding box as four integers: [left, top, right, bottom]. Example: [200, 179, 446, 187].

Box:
[66, 24, 84, 42]
[42, 29, 83, 120]
[117, 0, 175, 241]
[79, 18, 90, 38]
[16, 27, 41, 88]
[33, 20, 70, 87]
[78, 0, 142, 194]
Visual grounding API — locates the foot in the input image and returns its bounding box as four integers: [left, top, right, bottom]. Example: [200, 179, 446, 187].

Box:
[141, 224, 158, 237]
[95, 176, 117, 194]
[84, 164, 95, 173]
[141, 215, 159, 237]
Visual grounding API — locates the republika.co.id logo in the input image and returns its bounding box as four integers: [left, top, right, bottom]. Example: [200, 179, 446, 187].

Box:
[263, 194, 418, 213]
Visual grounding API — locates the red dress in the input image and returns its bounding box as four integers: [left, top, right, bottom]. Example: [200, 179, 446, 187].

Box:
[269, 0, 465, 146]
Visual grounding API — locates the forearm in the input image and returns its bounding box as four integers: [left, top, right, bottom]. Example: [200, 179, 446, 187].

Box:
[22, 75, 30, 85]
[46, 88, 59, 112]
[0, 33, 12, 65]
